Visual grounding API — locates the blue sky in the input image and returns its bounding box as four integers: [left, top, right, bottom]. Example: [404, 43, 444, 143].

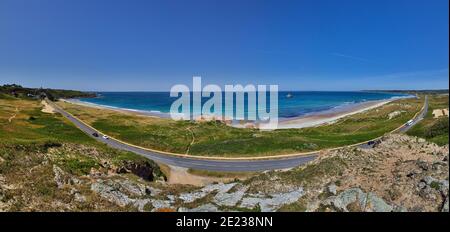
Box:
[0, 0, 448, 91]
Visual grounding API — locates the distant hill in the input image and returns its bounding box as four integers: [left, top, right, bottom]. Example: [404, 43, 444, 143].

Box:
[364, 89, 449, 95]
[0, 84, 96, 101]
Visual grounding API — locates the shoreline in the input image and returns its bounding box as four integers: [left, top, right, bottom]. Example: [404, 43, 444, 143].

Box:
[60, 98, 171, 118]
[61, 97, 408, 129]
[276, 99, 393, 129]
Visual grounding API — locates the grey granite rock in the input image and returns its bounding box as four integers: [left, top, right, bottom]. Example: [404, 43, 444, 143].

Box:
[178, 204, 219, 212]
[328, 183, 337, 195]
[240, 187, 304, 212]
[91, 180, 133, 207]
[179, 183, 236, 203]
[213, 185, 248, 207]
[365, 192, 393, 212]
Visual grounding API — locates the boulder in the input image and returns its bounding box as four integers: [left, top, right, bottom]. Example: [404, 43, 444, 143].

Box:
[422, 176, 437, 185]
[327, 183, 337, 195]
[365, 193, 393, 212]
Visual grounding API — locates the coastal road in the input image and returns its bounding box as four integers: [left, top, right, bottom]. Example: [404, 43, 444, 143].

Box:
[50, 96, 427, 171]
[397, 95, 428, 133]
[358, 95, 428, 149]
[51, 102, 317, 171]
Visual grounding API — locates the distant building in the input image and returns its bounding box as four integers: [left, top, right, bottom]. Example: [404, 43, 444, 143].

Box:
[432, 109, 449, 118]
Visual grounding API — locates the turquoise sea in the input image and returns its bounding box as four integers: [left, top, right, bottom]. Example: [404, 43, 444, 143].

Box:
[78, 91, 411, 119]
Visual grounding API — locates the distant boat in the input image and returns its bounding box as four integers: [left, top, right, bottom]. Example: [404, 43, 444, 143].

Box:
[286, 93, 293, 98]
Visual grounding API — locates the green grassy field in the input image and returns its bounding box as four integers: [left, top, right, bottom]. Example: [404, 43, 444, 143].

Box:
[0, 99, 94, 145]
[407, 95, 449, 145]
[0, 98, 155, 166]
[57, 97, 423, 157]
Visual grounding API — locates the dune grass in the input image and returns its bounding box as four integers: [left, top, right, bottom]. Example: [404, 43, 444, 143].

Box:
[56, 97, 423, 157]
[0, 98, 94, 145]
[0, 98, 151, 163]
[407, 95, 449, 145]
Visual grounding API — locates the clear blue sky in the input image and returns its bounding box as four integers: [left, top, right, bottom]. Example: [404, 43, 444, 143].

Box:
[0, 0, 448, 91]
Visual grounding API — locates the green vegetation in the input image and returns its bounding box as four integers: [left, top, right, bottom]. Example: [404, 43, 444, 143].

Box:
[0, 93, 16, 100]
[0, 97, 168, 211]
[58, 156, 99, 175]
[1, 97, 169, 169]
[366, 89, 449, 95]
[407, 95, 449, 145]
[0, 97, 165, 165]
[277, 155, 348, 186]
[218, 204, 262, 212]
[187, 169, 257, 179]
[0, 84, 96, 101]
[58, 97, 423, 157]
[426, 117, 449, 138]
[277, 199, 308, 212]
[430, 181, 441, 191]
[0, 98, 95, 145]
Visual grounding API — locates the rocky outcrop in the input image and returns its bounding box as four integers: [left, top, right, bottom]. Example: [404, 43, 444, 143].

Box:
[179, 183, 236, 203]
[213, 185, 248, 207]
[116, 160, 161, 182]
[240, 188, 305, 212]
[53, 165, 70, 188]
[2, 133, 447, 212]
[179, 204, 219, 212]
[90, 179, 161, 212]
[322, 188, 393, 212]
[91, 180, 134, 207]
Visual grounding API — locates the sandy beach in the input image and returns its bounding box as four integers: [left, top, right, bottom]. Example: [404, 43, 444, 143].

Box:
[60, 98, 169, 118]
[276, 99, 393, 129]
[61, 98, 395, 130]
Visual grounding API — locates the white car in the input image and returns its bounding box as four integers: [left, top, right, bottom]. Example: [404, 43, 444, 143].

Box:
[102, 135, 109, 140]
[406, 119, 414, 126]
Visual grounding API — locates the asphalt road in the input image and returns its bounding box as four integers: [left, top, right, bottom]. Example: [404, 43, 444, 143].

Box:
[50, 96, 427, 171]
[397, 95, 428, 133]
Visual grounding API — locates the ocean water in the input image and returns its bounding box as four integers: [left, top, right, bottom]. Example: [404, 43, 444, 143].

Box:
[78, 91, 411, 119]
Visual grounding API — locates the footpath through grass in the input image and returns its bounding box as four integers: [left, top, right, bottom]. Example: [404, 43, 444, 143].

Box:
[57, 97, 423, 157]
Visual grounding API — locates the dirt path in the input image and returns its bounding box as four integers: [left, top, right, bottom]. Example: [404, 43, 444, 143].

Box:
[41, 100, 55, 114]
[185, 127, 195, 155]
[8, 107, 18, 123]
[167, 166, 234, 186]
